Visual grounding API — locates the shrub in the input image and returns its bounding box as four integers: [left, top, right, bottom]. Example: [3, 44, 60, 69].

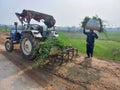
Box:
[33, 37, 65, 67]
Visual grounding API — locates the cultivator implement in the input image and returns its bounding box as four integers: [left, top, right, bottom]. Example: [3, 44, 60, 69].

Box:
[48, 46, 78, 66]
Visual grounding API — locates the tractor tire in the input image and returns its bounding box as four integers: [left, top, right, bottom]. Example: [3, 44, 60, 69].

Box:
[5, 40, 14, 52]
[20, 34, 39, 60]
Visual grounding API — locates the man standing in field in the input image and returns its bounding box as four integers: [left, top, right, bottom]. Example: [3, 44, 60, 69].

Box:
[83, 28, 98, 58]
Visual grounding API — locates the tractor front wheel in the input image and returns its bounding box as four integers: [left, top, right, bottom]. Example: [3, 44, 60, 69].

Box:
[5, 40, 14, 52]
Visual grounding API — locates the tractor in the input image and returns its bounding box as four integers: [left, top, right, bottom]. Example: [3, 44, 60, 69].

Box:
[5, 9, 58, 60]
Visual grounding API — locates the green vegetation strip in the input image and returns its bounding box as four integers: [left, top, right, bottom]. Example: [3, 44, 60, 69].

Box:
[0, 28, 10, 34]
[58, 31, 120, 61]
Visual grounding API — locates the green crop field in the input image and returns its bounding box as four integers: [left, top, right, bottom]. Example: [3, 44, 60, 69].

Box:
[0, 28, 10, 34]
[58, 31, 120, 61]
[0, 28, 120, 61]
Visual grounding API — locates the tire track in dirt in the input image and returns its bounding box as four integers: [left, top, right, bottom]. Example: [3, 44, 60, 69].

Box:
[0, 32, 86, 90]
[0, 44, 85, 90]
[0, 45, 49, 87]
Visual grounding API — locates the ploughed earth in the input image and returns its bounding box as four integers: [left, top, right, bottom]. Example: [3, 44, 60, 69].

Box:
[0, 32, 120, 90]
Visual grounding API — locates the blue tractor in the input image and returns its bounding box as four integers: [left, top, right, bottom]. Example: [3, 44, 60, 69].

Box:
[5, 9, 58, 60]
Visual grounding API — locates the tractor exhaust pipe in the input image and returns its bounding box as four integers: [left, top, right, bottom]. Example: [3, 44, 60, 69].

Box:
[14, 22, 18, 32]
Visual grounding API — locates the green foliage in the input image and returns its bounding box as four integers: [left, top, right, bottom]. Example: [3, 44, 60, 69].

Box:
[93, 15, 105, 33]
[81, 15, 105, 33]
[33, 37, 65, 67]
[81, 16, 90, 28]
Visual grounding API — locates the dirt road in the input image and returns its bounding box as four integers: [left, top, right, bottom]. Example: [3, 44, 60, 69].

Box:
[0, 33, 120, 90]
[0, 33, 82, 90]
[0, 53, 43, 90]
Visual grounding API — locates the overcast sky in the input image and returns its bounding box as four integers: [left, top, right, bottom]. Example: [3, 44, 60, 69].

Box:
[0, 0, 120, 27]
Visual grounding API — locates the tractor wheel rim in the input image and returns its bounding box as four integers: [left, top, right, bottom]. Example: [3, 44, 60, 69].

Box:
[22, 38, 32, 55]
[6, 42, 10, 50]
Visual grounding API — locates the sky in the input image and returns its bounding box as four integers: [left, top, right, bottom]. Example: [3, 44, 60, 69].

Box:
[0, 0, 120, 27]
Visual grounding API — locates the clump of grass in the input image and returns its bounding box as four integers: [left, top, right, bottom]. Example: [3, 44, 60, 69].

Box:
[33, 37, 65, 67]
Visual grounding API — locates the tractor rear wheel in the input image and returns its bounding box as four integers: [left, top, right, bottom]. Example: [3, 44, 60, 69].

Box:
[5, 40, 14, 52]
[20, 34, 39, 60]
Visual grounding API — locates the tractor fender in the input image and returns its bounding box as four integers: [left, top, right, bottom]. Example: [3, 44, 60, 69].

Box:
[21, 30, 42, 38]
